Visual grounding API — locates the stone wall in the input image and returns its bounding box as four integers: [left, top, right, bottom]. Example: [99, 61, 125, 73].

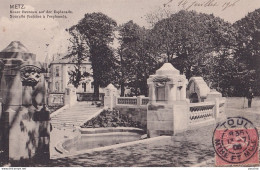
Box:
[115, 107, 147, 130]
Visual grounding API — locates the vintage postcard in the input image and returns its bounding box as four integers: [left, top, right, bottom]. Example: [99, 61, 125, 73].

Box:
[0, 0, 260, 168]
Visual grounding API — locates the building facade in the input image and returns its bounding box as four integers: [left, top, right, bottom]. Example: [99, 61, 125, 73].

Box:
[49, 57, 94, 93]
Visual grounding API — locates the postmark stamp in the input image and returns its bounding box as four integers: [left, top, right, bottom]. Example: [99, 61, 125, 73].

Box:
[213, 117, 259, 166]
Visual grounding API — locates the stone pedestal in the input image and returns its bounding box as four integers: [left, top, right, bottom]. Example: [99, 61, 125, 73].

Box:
[147, 63, 188, 137]
[104, 84, 118, 110]
[64, 84, 77, 106]
[0, 41, 50, 162]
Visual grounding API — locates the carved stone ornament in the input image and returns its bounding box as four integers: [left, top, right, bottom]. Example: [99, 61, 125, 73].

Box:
[155, 82, 166, 87]
[152, 76, 171, 83]
[20, 65, 42, 86]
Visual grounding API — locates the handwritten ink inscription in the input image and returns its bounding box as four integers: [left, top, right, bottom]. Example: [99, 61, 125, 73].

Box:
[164, 0, 241, 11]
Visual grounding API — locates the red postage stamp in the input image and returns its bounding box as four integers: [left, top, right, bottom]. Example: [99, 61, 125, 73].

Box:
[213, 117, 259, 166]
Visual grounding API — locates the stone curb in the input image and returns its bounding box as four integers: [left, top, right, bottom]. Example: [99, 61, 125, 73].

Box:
[80, 127, 144, 134]
[52, 136, 170, 159]
[55, 130, 144, 154]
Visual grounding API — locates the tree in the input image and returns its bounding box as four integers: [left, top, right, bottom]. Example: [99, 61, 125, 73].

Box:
[145, 6, 176, 28]
[150, 10, 240, 97]
[117, 21, 159, 96]
[65, 25, 90, 88]
[71, 12, 117, 99]
[233, 8, 260, 95]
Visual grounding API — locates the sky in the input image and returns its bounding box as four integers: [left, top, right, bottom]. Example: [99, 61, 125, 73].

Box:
[0, 0, 260, 62]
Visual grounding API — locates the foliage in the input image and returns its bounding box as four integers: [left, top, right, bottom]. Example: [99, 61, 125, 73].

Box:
[66, 13, 117, 99]
[117, 21, 160, 96]
[75, 13, 117, 99]
[151, 10, 237, 80]
[66, 8, 260, 97]
[81, 109, 146, 130]
[65, 25, 90, 88]
[233, 8, 260, 95]
[68, 67, 91, 88]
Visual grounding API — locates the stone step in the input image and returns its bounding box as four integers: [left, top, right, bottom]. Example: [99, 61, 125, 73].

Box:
[50, 102, 103, 131]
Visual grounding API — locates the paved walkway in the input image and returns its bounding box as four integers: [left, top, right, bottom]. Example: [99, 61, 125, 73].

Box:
[50, 102, 102, 158]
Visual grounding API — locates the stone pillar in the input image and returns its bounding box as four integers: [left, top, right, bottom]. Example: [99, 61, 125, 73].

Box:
[137, 96, 141, 106]
[181, 84, 186, 101]
[215, 98, 220, 118]
[150, 85, 156, 104]
[176, 87, 181, 101]
[0, 41, 50, 162]
[167, 84, 173, 104]
[64, 84, 77, 106]
[104, 84, 118, 110]
[172, 85, 177, 101]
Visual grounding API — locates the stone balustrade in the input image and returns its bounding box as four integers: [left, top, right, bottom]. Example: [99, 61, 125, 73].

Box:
[117, 97, 137, 105]
[48, 86, 78, 107]
[141, 98, 149, 105]
[48, 92, 65, 106]
[188, 102, 215, 124]
[188, 99, 226, 126]
[115, 96, 149, 108]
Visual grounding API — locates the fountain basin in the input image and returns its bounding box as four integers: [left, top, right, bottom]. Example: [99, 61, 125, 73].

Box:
[55, 127, 145, 154]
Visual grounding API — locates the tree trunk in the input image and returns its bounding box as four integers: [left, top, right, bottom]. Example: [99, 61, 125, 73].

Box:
[93, 82, 99, 101]
[140, 81, 148, 96]
[120, 82, 125, 97]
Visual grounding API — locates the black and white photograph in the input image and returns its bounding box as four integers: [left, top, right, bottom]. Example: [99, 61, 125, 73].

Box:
[0, 0, 260, 168]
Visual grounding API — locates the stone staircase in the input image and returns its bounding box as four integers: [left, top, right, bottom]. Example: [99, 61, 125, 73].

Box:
[51, 102, 102, 131]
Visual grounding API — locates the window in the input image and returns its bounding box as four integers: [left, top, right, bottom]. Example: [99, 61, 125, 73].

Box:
[55, 66, 60, 77]
[82, 83, 86, 92]
[55, 81, 60, 92]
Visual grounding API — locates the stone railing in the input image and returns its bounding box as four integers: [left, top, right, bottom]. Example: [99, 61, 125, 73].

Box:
[188, 102, 215, 124]
[141, 98, 149, 105]
[188, 98, 226, 126]
[77, 92, 105, 101]
[117, 97, 137, 105]
[48, 88, 78, 107]
[48, 92, 65, 106]
[115, 96, 149, 108]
